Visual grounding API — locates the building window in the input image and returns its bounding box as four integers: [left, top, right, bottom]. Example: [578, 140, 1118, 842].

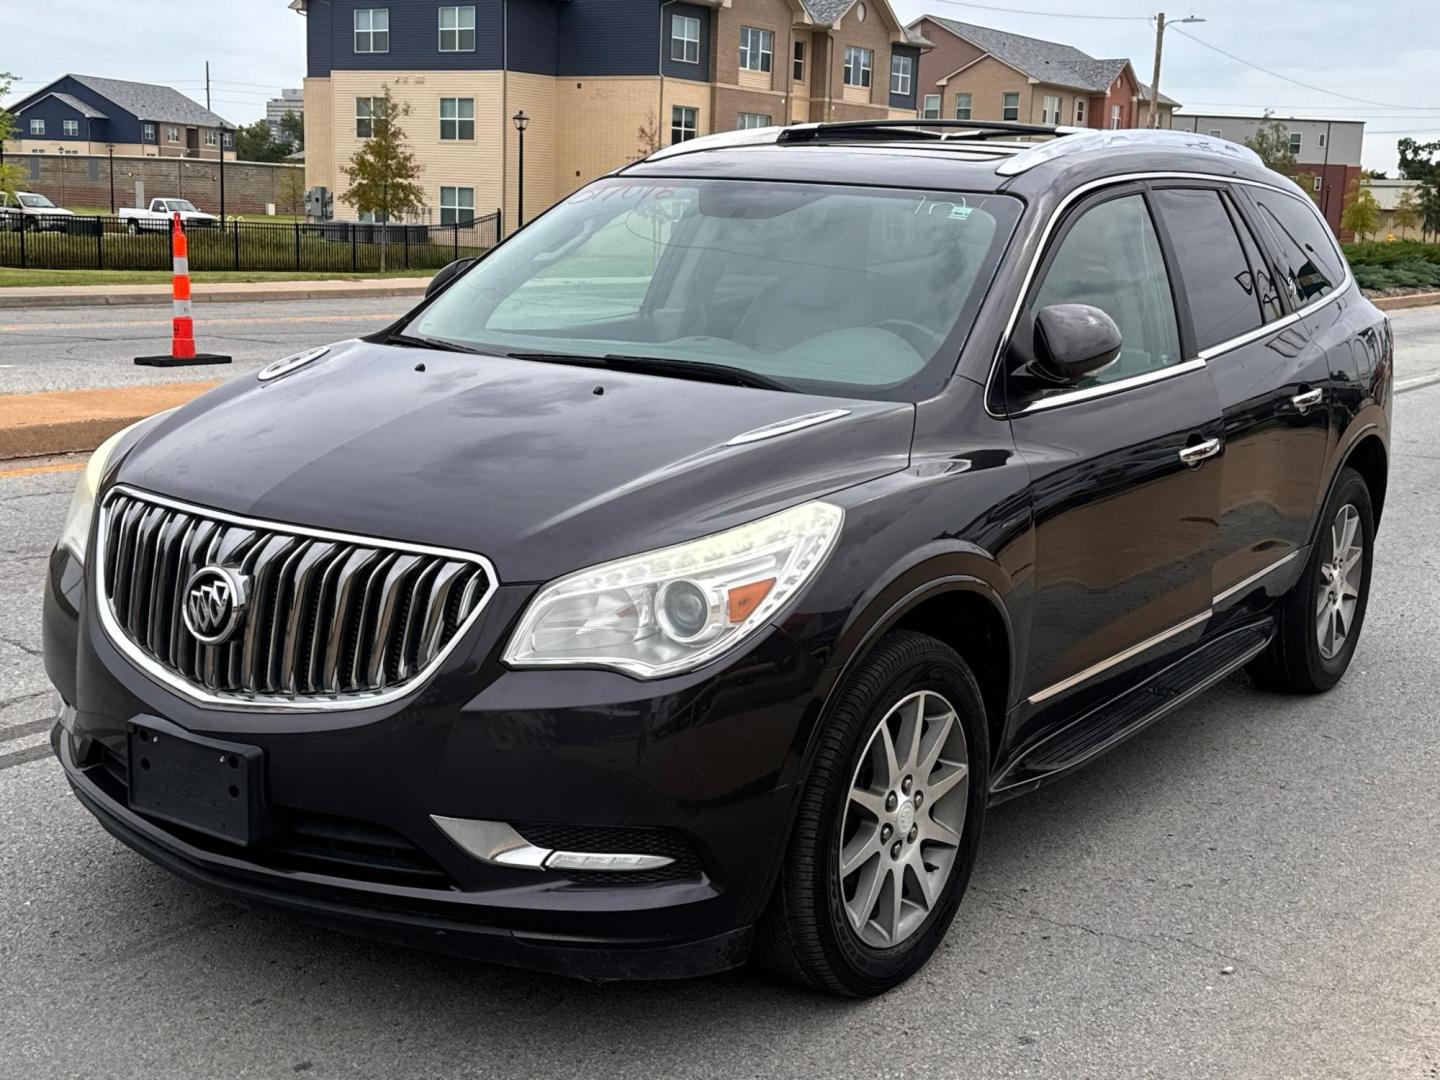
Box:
[1289, 131, 1302, 155]
[1075, 98, 1086, 124]
[793, 40, 805, 82]
[223, 132, 232, 149]
[440, 97, 475, 140]
[843, 46, 873, 88]
[890, 54, 913, 97]
[1313, 175, 1323, 193]
[143, 123, 156, 141]
[670, 13, 700, 64]
[355, 97, 382, 139]
[671, 105, 698, 144]
[1318, 131, 1327, 148]
[204, 129, 218, 146]
[1042, 94, 1060, 125]
[166, 126, 180, 142]
[354, 8, 389, 53]
[63, 119, 79, 137]
[1001, 92, 1019, 122]
[739, 27, 773, 72]
[438, 6, 476, 52]
[1109, 104, 1121, 129]
[439, 186, 474, 226]
[737, 112, 771, 130]
[1208, 128, 1223, 137]
[955, 93, 972, 120]
[29, 118, 44, 136]
[922, 95, 940, 120]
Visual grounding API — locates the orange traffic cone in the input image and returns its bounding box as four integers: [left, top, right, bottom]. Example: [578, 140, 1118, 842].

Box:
[135, 213, 232, 367]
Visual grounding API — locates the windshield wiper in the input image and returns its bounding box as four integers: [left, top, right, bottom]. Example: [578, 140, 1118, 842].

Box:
[506, 351, 794, 392]
[384, 330, 487, 354]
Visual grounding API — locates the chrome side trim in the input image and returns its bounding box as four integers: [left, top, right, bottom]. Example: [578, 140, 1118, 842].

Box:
[986, 171, 1354, 419]
[1013, 358, 1206, 416]
[430, 816, 676, 873]
[94, 485, 500, 713]
[1028, 610, 1211, 706]
[726, 409, 851, 446]
[1213, 550, 1301, 606]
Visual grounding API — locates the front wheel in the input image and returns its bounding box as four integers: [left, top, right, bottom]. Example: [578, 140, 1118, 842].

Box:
[1249, 467, 1375, 693]
[127, 221, 140, 235]
[757, 630, 989, 997]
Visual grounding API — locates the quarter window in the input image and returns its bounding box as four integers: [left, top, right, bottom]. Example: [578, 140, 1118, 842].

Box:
[1025, 193, 1182, 393]
[440, 97, 475, 140]
[739, 27, 773, 72]
[438, 6, 476, 52]
[354, 8, 389, 53]
[793, 40, 805, 82]
[1001, 92, 1019, 121]
[63, 119, 79, 137]
[29, 119, 44, 136]
[843, 46, 873, 88]
[671, 13, 700, 63]
[671, 105, 698, 144]
[890, 54, 913, 96]
[922, 95, 940, 120]
[440, 186, 474, 226]
[954, 93, 971, 120]
[1152, 188, 1265, 352]
[737, 112, 771, 130]
[1247, 189, 1343, 303]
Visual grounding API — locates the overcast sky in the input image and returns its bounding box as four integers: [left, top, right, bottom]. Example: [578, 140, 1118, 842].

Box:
[3, 0, 1437, 173]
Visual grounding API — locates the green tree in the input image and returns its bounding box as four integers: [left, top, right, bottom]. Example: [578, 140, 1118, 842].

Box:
[339, 87, 423, 271]
[0, 72, 24, 203]
[1397, 138, 1440, 184]
[1340, 179, 1379, 241]
[233, 118, 293, 163]
[1393, 186, 1421, 238]
[279, 109, 304, 151]
[1420, 181, 1440, 243]
[276, 165, 305, 217]
[1362, 168, 1388, 180]
[1244, 110, 1301, 179]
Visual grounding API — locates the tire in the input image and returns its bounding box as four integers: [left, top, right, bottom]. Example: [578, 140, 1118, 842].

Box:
[1249, 467, 1374, 693]
[757, 630, 989, 997]
[127, 221, 140, 235]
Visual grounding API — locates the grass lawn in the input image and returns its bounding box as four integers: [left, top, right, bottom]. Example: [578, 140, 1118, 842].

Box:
[0, 268, 431, 288]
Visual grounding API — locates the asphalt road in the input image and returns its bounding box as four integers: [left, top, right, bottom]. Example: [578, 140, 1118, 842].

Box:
[1, 321, 1438, 1079]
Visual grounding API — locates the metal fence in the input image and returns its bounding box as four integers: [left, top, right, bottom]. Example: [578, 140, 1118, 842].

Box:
[0, 211, 502, 273]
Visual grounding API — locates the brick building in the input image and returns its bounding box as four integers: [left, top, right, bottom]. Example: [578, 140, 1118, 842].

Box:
[292, 0, 926, 227]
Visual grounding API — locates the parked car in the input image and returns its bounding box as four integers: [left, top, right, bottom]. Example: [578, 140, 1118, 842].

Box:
[0, 190, 75, 231]
[118, 198, 219, 234]
[45, 123, 1391, 997]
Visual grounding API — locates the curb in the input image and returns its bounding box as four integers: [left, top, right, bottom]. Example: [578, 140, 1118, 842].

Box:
[0, 280, 430, 311]
[0, 381, 221, 460]
[1371, 291, 1440, 312]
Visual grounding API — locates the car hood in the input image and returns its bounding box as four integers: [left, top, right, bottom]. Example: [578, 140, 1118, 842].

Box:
[115, 340, 916, 582]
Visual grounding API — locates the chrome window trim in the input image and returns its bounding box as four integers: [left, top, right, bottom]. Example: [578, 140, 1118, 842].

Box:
[1028, 610, 1211, 706]
[1213, 549, 1300, 606]
[94, 485, 500, 713]
[985, 170, 1354, 419]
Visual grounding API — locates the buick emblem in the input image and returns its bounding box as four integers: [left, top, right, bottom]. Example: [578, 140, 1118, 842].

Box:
[182, 566, 249, 645]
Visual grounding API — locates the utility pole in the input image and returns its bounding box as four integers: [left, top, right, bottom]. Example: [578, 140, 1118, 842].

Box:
[1148, 13, 1204, 128]
[205, 61, 211, 111]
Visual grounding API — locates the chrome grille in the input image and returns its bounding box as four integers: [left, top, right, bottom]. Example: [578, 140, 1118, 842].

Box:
[97, 488, 496, 707]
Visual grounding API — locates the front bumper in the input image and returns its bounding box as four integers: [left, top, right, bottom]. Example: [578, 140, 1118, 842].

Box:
[45, 544, 826, 981]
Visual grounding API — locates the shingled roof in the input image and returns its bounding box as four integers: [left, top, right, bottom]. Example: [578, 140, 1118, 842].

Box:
[66, 74, 233, 129]
[924, 16, 1134, 93]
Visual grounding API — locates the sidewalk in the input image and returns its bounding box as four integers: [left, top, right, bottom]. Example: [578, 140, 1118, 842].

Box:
[0, 381, 222, 459]
[0, 277, 431, 311]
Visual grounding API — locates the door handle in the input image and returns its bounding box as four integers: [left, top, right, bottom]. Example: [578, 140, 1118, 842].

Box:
[1178, 437, 1223, 467]
[1292, 387, 1324, 414]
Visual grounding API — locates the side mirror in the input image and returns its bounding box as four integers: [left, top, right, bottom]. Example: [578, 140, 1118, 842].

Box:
[426, 257, 477, 299]
[1023, 303, 1122, 388]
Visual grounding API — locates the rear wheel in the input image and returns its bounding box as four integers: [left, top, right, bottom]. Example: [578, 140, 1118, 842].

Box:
[1249, 467, 1374, 693]
[757, 630, 988, 997]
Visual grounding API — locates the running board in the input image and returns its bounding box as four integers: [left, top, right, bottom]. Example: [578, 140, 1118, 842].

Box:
[992, 620, 1275, 799]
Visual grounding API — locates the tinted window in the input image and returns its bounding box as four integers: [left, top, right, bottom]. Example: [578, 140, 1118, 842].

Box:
[1248, 190, 1343, 303]
[1228, 195, 1285, 324]
[1153, 188, 1263, 351]
[1026, 193, 1182, 392]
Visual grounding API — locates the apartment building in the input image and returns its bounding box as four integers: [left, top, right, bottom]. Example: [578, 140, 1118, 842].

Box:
[1171, 114, 1363, 236]
[292, 0, 925, 227]
[267, 88, 306, 138]
[909, 16, 1177, 132]
[7, 74, 236, 160]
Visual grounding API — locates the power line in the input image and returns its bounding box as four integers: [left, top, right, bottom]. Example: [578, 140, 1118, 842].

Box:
[921, 0, 1151, 20]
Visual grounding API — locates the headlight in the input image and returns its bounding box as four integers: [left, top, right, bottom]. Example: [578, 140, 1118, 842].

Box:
[58, 418, 154, 563]
[504, 501, 844, 678]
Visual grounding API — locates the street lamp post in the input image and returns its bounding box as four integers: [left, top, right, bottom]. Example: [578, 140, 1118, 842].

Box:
[1148, 13, 1205, 128]
[513, 110, 529, 230]
[107, 143, 116, 213]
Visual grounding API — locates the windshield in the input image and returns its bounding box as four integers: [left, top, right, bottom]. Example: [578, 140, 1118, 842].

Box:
[406, 178, 1021, 400]
[19, 194, 54, 208]
[165, 200, 198, 212]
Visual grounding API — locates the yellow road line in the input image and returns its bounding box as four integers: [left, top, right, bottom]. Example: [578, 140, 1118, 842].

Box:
[0, 312, 403, 333]
[0, 460, 85, 480]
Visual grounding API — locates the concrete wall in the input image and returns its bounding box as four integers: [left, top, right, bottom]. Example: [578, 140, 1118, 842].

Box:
[10, 153, 304, 215]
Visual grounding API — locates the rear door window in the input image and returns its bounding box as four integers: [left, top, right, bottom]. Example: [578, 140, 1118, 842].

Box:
[1245, 189, 1344, 304]
[1152, 187, 1264, 352]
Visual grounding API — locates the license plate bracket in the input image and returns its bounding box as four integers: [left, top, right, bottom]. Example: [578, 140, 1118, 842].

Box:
[127, 720, 265, 845]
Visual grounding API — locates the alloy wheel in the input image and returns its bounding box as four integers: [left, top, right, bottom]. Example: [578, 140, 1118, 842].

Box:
[838, 690, 969, 948]
[1317, 503, 1364, 661]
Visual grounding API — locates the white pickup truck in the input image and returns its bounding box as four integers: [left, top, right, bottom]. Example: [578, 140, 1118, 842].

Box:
[119, 198, 220, 234]
[0, 191, 76, 232]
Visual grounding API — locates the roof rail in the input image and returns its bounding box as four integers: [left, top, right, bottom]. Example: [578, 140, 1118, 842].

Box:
[996, 128, 1266, 176]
